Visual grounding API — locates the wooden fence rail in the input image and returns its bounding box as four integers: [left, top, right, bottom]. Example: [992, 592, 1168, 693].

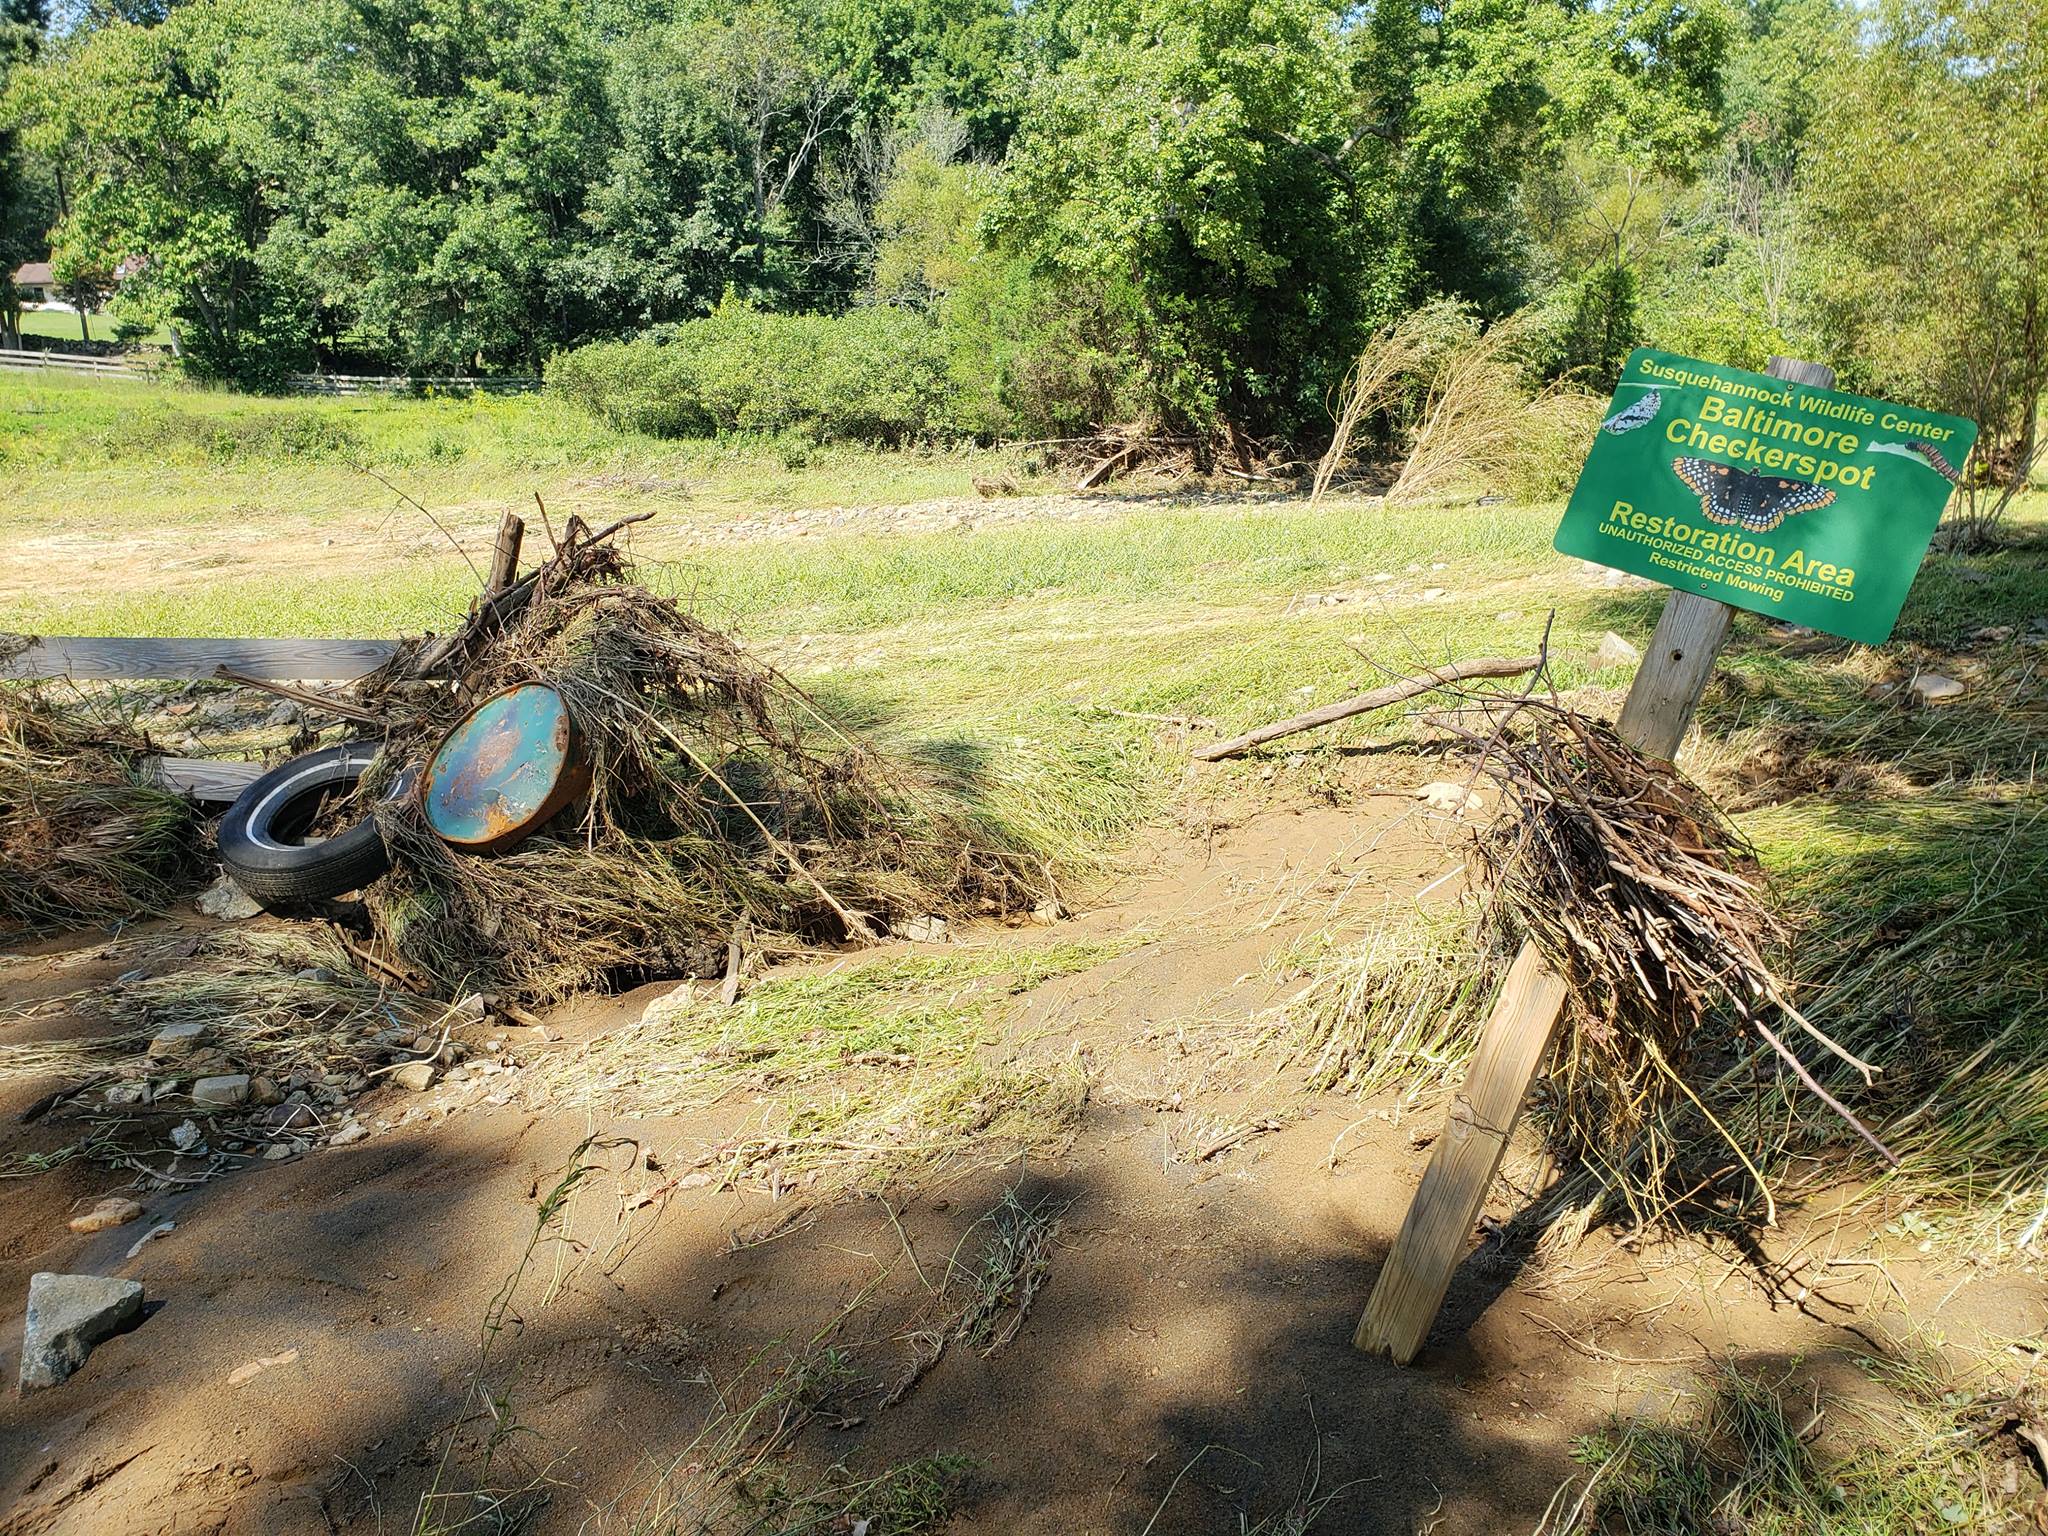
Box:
[0, 350, 152, 377]
[0, 349, 539, 394]
[3, 636, 400, 682]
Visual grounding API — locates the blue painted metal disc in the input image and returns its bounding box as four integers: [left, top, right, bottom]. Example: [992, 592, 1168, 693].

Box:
[423, 683, 588, 853]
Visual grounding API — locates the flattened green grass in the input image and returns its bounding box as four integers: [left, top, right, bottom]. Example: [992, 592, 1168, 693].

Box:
[0, 370, 1047, 524]
[539, 940, 1142, 1191]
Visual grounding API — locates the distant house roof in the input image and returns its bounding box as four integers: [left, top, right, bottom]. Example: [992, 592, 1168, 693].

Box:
[11, 262, 54, 286]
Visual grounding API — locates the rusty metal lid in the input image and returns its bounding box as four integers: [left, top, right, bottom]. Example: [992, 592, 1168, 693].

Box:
[422, 683, 590, 854]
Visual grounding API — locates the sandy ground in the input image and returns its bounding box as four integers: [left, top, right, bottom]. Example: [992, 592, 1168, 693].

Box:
[3, 796, 2041, 1535]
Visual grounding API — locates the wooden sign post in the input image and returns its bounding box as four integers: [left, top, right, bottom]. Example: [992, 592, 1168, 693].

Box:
[1353, 356, 1835, 1365]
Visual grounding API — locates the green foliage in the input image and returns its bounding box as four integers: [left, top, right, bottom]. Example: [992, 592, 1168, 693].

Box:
[1802, 0, 2048, 543]
[990, 0, 1409, 434]
[1547, 262, 1642, 387]
[2, 0, 2025, 467]
[547, 299, 953, 444]
[11, 0, 315, 383]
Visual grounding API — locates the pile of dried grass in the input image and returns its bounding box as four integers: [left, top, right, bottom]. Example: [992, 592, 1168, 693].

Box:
[345, 517, 1048, 1003]
[1446, 691, 1893, 1229]
[0, 686, 201, 930]
[1, 930, 451, 1157]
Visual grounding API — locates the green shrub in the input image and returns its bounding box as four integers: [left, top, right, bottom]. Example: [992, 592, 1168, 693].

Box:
[545, 337, 709, 439]
[547, 300, 956, 446]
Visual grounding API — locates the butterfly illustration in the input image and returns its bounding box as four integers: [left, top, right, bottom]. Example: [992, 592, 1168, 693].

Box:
[1602, 389, 1661, 434]
[1908, 440, 1961, 483]
[1672, 458, 1836, 532]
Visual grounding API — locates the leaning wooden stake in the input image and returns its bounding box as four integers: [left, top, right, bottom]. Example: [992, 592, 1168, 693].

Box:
[1353, 356, 1834, 1364]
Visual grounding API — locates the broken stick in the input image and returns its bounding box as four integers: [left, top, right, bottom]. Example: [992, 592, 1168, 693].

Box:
[1192, 655, 1541, 762]
[486, 511, 524, 597]
[214, 666, 386, 726]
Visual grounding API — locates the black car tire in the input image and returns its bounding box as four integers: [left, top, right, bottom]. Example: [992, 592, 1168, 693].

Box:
[216, 741, 392, 909]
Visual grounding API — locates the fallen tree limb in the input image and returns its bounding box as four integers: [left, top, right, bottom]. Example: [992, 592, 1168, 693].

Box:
[1192, 654, 1542, 762]
[215, 667, 386, 726]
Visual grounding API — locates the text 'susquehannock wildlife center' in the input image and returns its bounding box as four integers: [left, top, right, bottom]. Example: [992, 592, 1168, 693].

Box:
[1554, 349, 1978, 645]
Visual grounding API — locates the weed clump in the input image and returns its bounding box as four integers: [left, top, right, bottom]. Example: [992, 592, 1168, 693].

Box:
[1543, 1353, 2027, 1535]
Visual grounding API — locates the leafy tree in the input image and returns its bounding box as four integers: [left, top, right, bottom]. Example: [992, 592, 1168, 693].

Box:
[53, 254, 112, 341]
[813, 0, 1022, 154]
[0, 0, 51, 348]
[1805, 0, 2047, 543]
[240, 0, 611, 372]
[575, 4, 856, 326]
[991, 0, 1412, 437]
[9, 0, 313, 380]
[992, 0, 1733, 436]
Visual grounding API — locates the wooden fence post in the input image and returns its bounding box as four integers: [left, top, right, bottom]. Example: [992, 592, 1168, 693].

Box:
[1353, 356, 1835, 1364]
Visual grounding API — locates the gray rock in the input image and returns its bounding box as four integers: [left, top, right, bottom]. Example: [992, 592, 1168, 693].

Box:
[196, 876, 263, 921]
[264, 1102, 320, 1131]
[294, 967, 337, 983]
[191, 1073, 251, 1108]
[19, 1272, 144, 1393]
[264, 700, 303, 729]
[260, 1142, 300, 1161]
[169, 1119, 203, 1152]
[1910, 673, 1965, 704]
[390, 1062, 436, 1092]
[148, 1021, 206, 1059]
[104, 1081, 151, 1108]
[329, 1121, 368, 1147]
[894, 915, 949, 943]
[1596, 631, 1643, 669]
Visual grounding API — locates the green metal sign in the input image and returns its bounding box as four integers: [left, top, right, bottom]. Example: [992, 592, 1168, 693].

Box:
[1554, 349, 1977, 645]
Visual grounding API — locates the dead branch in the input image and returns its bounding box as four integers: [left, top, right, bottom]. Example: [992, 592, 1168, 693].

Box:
[1193, 655, 1541, 762]
[214, 668, 386, 726]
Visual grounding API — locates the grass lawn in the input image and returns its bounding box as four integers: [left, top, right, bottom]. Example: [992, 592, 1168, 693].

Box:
[16, 308, 175, 346]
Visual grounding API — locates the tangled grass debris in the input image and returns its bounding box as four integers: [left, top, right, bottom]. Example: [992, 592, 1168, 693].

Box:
[1, 929, 457, 1160]
[1457, 696, 1896, 1228]
[0, 686, 203, 930]
[343, 517, 1055, 1003]
[1539, 1347, 2039, 1535]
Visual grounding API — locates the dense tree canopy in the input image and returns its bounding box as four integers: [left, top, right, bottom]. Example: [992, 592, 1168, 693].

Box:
[2, 0, 2041, 482]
